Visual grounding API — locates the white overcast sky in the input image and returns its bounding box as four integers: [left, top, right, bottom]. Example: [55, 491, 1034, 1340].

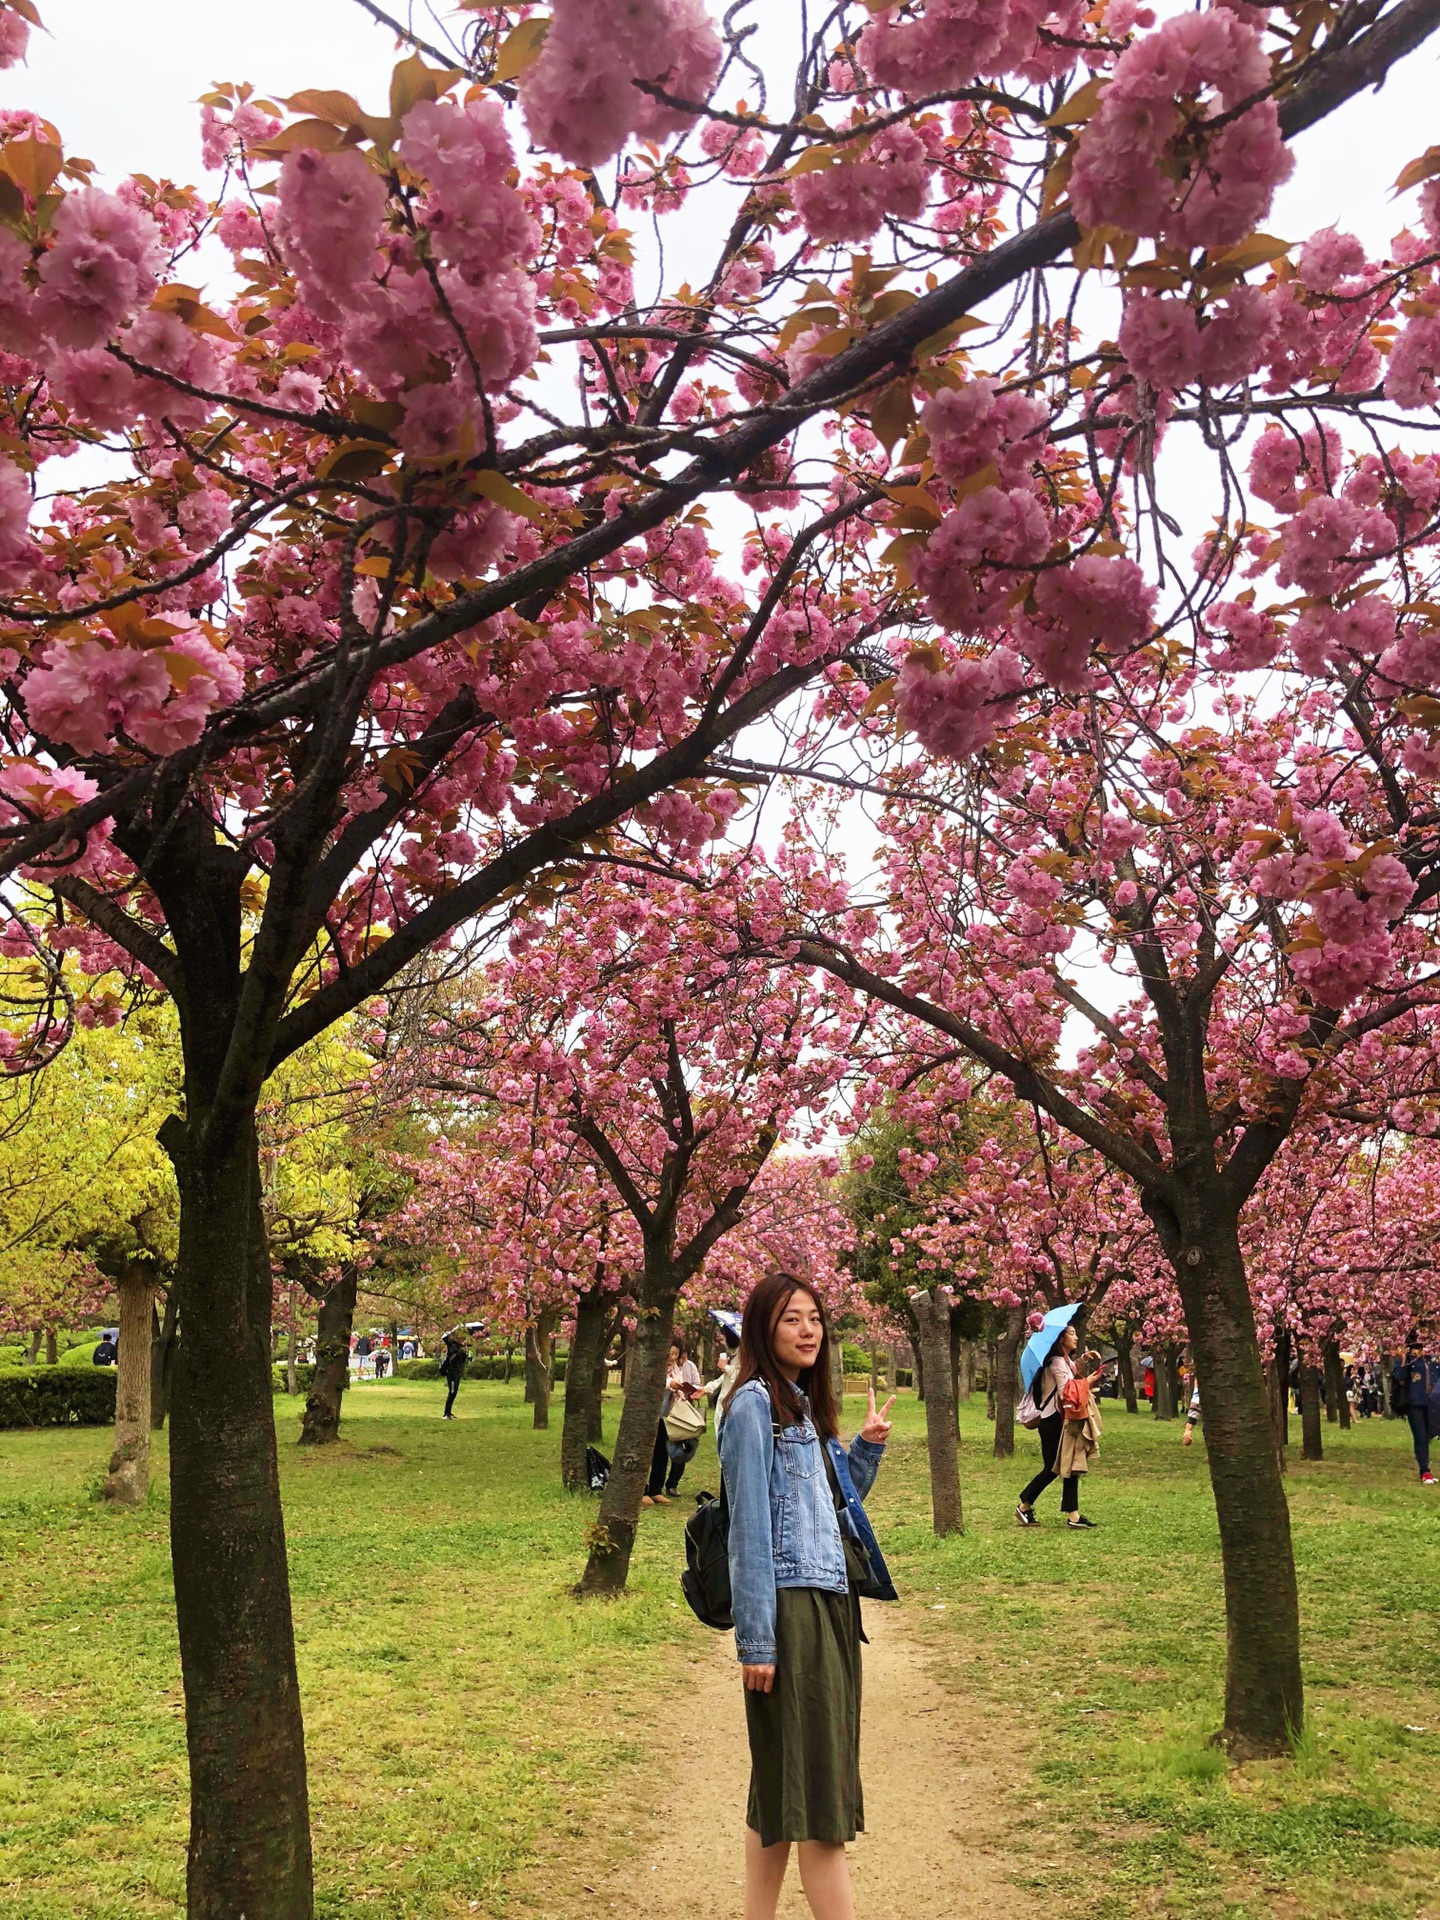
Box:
[8, 1, 1436, 244]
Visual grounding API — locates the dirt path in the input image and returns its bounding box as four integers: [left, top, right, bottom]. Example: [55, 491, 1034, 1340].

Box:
[522, 1602, 1023, 1919]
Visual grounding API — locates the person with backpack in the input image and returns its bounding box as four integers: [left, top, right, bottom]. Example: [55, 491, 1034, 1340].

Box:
[1016, 1320, 1102, 1530]
[1390, 1332, 1440, 1484]
[438, 1331, 469, 1419]
[718, 1270, 896, 1920]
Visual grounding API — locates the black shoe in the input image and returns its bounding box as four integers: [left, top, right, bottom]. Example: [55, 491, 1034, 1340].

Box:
[1016, 1504, 1038, 1528]
[1067, 1515, 1097, 1529]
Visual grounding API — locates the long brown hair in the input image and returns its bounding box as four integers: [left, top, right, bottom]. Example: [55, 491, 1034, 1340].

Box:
[732, 1271, 839, 1440]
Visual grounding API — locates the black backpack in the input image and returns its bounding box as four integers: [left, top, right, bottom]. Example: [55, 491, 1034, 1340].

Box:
[681, 1482, 733, 1630]
[585, 1445, 610, 1491]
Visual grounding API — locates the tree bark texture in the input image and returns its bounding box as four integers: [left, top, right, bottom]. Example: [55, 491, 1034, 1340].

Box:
[985, 1338, 997, 1421]
[104, 1266, 155, 1507]
[911, 1332, 925, 1402]
[165, 1115, 312, 1917]
[992, 1306, 1024, 1459]
[956, 1337, 973, 1403]
[1324, 1340, 1350, 1429]
[1300, 1360, 1324, 1461]
[151, 1289, 178, 1429]
[577, 1288, 677, 1595]
[910, 1290, 963, 1534]
[829, 1328, 845, 1406]
[1152, 1198, 1304, 1758]
[562, 1291, 609, 1491]
[298, 1266, 357, 1448]
[528, 1309, 557, 1430]
[45, 1328, 57, 1365]
[1153, 1344, 1179, 1420]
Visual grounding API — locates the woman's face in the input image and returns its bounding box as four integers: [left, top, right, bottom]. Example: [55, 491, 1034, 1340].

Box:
[771, 1289, 824, 1376]
[669, 1343, 682, 1365]
[1061, 1325, 1079, 1354]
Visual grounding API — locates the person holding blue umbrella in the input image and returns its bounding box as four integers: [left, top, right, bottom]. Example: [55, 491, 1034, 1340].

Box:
[1016, 1305, 1102, 1530]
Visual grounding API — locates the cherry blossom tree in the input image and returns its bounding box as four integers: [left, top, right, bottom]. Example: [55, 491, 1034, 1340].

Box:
[402, 863, 858, 1589]
[787, 664, 1440, 1754]
[0, 0, 1436, 1896]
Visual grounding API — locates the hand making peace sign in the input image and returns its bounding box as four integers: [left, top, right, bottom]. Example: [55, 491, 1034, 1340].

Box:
[859, 1384, 896, 1445]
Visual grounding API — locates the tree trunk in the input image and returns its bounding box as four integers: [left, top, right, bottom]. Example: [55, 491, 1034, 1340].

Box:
[829, 1327, 844, 1406]
[1152, 1195, 1304, 1758]
[911, 1332, 925, 1401]
[985, 1338, 997, 1421]
[1153, 1344, 1179, 1420]
[589, 1313, 612, 1443]
[1299, 1360, 1324, 1462]
[957, 1337, 973, 1403]
[25, 1327, 40, 1362]
[562, 1291, 609, 1491]
[1116, 1333, 1139, 1413]
[1263, 1360, 1287, 1476]
[528, 1308, 557, 1430]
[870, 1347, 880, 1394]
[910, 1290, 962, 1534]
[164, 1113, 312, 1915]
[1273, 1325, 1292, 1448]
[298, 1266, 357, 1447]
[578, 1286, 677, 1596]
[1324, 1340, 1349, 1430]
[992, 1305, 1024, 1459]
[103, 1266, 155, 1507]
[948, 1312, 963, 1433]
[151, 1290, 179, 1429]
[45, 1328, 57, 1365]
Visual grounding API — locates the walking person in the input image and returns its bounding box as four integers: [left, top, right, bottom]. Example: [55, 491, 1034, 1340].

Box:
[1017, 1318, 1102, 1529]
[1390, 1332, 1440, 1484]
[439, 1330, 468, 1420]
[643, 1338, 703, 1506]
[719, 1270, 897, 1920]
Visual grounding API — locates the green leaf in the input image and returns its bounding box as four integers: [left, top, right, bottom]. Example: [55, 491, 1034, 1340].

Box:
[492, 18, 552, 85]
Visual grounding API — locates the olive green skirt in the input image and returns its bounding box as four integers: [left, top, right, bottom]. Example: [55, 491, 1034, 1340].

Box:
[744, 1586, 863, 1846]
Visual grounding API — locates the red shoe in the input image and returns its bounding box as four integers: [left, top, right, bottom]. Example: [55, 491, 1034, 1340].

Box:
[1422, 1472, 1437, 1485]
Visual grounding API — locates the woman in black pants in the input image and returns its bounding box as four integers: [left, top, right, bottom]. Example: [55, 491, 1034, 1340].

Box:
[1016, 1323, 1098, 1529]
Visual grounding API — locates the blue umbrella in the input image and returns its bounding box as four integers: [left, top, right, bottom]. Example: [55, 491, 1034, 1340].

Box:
[1020, 1303, 1081, 1393]
[709, 1308, 742, 1341]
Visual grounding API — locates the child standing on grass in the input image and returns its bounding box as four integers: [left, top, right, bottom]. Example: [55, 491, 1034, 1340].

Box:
[719, 1271, 896, 1920]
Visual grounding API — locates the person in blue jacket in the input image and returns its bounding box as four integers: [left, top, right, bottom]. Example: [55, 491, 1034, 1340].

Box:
[718, 1270, 896, 1920]
[1391, 1332, 1440, 1484]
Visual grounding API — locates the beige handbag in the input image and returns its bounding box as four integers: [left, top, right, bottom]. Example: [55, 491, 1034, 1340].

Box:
[664, 1394, 706, 1443]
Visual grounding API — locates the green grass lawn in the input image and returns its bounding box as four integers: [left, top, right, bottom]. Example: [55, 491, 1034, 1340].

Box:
[1, 1380, 1437, 1919]
[868, 1395, 1440, 1920]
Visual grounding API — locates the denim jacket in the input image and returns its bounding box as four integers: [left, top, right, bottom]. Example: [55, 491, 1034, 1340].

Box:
[718, 1378, 887, 1666]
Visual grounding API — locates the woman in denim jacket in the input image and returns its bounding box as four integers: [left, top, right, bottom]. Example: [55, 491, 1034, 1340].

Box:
[718, 1271, 896, 1920]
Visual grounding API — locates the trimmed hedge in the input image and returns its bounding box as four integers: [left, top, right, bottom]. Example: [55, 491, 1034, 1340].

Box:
[389, 1354, 566, 1384]
[0, 1365, 116, 1428]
